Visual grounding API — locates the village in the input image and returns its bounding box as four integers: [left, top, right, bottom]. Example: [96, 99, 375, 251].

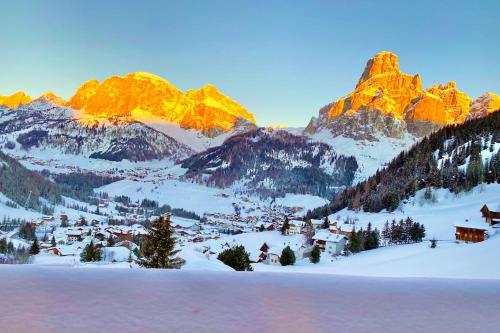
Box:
[3, 187, 497, 270]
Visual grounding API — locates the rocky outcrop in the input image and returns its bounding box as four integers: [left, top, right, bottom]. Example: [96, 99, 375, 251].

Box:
[67, 72, 256, 137]
[307, 51, 490, 139]
[469, 92, 500, 118]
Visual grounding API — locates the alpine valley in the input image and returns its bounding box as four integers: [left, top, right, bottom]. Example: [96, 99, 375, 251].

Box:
[1, 51, 499, 279]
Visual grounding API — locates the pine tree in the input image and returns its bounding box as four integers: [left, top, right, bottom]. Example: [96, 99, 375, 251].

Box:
[348, 227, 362, 253]
[280, 246, 296, 266]
[310, 245, 321, 264]
[139, 215, 183, 269]
[81, 240, 95, 262]
[0, 238, 7, 253]
[259, 224, 265, 232]
[304, 219, 315, 245]
[51, 235, 56, 247]
[107, 235, 115, 247]
[29, 237, 40, 255]
[281, 216, 290, 235]
[217, 245, 253, 271]
[322, 216, 329, 229]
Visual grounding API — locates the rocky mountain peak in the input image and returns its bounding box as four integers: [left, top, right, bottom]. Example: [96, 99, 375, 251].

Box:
[0, 91, 32, 108]
[357, 51, 400, 87]
[67, 72, 255, 137]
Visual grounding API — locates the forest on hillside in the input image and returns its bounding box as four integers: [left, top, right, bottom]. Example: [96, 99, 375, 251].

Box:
[182, 128, 358, 198]
[0, 150, 61, 210]
[307, 110, 500, 219]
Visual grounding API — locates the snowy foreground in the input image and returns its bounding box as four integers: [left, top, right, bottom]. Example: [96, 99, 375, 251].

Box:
[0, 266, 499, 333]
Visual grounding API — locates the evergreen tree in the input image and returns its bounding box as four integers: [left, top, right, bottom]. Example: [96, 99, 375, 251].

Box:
[107, 235, 115, 247]
[348, 227, 362, 253]
[0, 238, 7, 253]
[280, 246, 296, 266]
[259, 224, 265, 232]
[29, 237, 40, 255]
[81, 240, 95, 262]
[281, 216, 290, 235]
[304, 219, 315, 245]
[51, 235, 56, 247]
[310, 245, 321, 264]
[217, 245, 253, 271]
[139, 215, 183, 269]
[322, 216, 329, 229]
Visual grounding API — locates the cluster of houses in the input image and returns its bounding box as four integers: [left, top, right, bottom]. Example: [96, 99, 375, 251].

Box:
[453, 205, 500, 243]
[29, 214, 147, 261]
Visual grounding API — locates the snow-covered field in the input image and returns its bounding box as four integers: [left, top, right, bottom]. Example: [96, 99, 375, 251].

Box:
[99, 177, 328, 216]
[189, 184, 500, 279]
[0, 266, 499, 333]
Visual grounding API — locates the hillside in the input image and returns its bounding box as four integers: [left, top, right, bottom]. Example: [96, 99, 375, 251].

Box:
[0, 149, 61, 210]
[308, 110, 500, 217]
[181, 128, 358, 198]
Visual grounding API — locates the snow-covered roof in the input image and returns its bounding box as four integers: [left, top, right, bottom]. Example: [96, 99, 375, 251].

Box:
[454, 222, 489, 231]
[311, 219, 324, 226]
[102, 246, 134, 262]
[313, 231, 346, 242]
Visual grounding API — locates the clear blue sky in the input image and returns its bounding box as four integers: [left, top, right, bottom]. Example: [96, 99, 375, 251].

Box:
[1, 0, 498, 126]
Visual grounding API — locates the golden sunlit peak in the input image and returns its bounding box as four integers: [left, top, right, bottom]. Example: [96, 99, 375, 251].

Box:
[0, 91, 32, 108]
[267, 123, 287, 129]
[38, 91, 66, 105]
[67, 71, 256, 135]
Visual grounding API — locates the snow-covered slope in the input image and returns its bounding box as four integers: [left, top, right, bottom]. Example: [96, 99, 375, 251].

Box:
[0, 266, 499, 333]
[0, 99, 194, 162]
[307, 129, 417, 182]
[255, 184, 500, 278]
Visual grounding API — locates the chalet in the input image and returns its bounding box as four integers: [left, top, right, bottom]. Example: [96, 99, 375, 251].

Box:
[454, 222, 489, 243]
[480, 205, 500, 226]
[285, 220, 304, 236]
[313, 231, 347, 255]
[42, 216, 55, 222]
[251, 242, 270, 263]
[264, 243, 306, 265]
[66, 232, 83, 243]
[255, 222, 275, 232]
[310, 219, 324, 230]
[47, 246, 77, 256]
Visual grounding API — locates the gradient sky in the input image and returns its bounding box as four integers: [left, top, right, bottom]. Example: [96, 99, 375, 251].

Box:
[1, 0, 499, 126]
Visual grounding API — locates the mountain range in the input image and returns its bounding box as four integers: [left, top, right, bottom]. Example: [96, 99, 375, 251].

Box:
[0, 51, 498, 198]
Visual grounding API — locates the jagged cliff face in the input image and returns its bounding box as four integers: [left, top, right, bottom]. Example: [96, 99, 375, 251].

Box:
[0, 91, 32, 108]
[306, 51, 488, 140]
[68, 72, 256, 137]
[469, 92, 500, 118]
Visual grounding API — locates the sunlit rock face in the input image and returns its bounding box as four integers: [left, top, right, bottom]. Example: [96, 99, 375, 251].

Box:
[0, 91, 32, 108]
[68, 72, 255, 137]
[407, 81, 472, 125]
[308, 51, 482, 139]
[469, 92, 500, 118]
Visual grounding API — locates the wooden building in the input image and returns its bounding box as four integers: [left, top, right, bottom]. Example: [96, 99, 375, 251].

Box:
[480, 205, 500, 226]
[454, 223, 488, 243]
